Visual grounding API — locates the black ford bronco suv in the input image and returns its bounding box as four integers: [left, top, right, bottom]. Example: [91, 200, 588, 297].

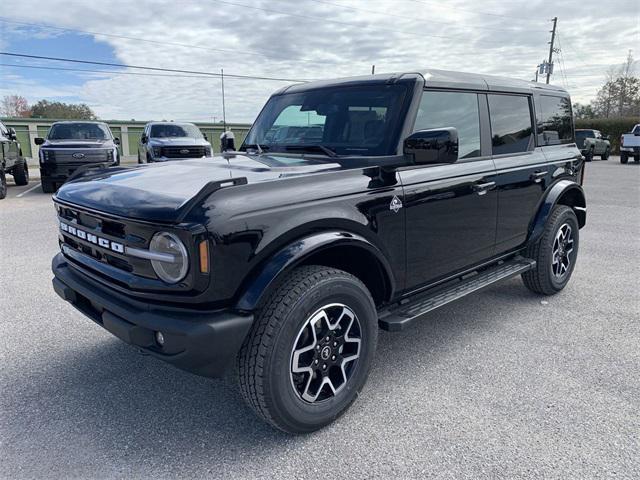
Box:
[51, 70, 586, 434]
[36, 121, 120, 193]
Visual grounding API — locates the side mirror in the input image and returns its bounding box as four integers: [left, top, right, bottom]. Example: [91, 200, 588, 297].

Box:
[8, 127, 17, 140]
[141, 134, 148, 144]
[34, 137, 45, 145]
[404, 128, 458, 165]
[113, 137, 121, 146]
[203, 133, 208, 141]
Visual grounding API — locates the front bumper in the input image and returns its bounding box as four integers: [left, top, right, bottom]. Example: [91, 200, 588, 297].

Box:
[52, 253, 253, 378]
[41, 161, 118, 182]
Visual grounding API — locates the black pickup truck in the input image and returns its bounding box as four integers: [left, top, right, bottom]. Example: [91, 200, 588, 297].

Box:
[51, 71, 586, 434]
[36, 121, 120, 193]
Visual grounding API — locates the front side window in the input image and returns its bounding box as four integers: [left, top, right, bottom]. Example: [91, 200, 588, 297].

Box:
[150, 124, 203, 139]
[243, 84, 409, 156]
[536, 95, 573, 145]
[413, 91, 481, 159]
[488, 94, 534, 155]
[48, 123, 111, 140]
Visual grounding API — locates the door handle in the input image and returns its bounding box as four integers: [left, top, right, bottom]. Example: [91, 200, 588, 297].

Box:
[472, 181, 496, 195]
[530, 170, 547, 182]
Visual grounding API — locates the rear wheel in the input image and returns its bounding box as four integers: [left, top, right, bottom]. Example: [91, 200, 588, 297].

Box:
[0, 170, 7, 199]
[601, 148, 610, 161]
[620, 153, 628, 164]
[12, 160, 29, 185]
[237, 265, 378, 434]
[522, 205, 579, 295]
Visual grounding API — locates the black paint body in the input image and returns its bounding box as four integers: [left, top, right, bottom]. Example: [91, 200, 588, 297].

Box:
[51, 71, 586, 377]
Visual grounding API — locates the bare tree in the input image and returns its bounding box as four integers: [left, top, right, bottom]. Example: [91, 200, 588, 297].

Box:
[0, 95, 31, 117]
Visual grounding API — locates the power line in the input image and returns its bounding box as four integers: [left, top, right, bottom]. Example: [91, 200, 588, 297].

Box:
[404, 0, 547, 22]
[303, 0, 548, 33]
[0, 62, 265, 80]
[210, 0, 525, 45]
[0, 52, 310, 82]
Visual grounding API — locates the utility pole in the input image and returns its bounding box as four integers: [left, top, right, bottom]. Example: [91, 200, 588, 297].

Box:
[371, 64, 375, 74]
[221, 68, 227, 130]
[546, 17, 557, 84]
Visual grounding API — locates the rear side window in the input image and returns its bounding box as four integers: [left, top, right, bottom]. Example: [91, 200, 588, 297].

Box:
[536, 95, 573, 145]
[488, 94, 534, 155]
[414, 91, 481, 159]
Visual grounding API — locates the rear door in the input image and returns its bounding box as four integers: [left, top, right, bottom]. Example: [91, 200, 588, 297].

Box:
[489, 93, 546, 253]
[400, 89, 498, 290]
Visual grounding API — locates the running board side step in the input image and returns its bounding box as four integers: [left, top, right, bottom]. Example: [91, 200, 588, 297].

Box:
[379, 257, 536, 332]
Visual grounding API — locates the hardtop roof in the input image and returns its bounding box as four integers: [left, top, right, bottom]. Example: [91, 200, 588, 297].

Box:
[278, 69, 569, 96]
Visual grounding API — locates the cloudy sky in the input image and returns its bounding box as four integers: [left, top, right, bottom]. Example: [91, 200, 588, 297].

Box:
[0, 0, 638, 123]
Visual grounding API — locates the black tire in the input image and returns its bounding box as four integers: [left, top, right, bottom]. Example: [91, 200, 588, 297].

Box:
[12, 160, 29, 185]
[237, 265, 378, 434]
[146, 153, 153, 163]
[137, 152, 142, 164]
[522, 205, 579, 295]
[600, 148, 610, 161]
[41, 179, 56, 193]
[584, 147, 594, 162]
[620, 153, 628, 164]
[0, 170, 7, 199]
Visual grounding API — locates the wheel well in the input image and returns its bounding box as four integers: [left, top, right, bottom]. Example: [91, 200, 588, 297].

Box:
[557, 188, 586, 228]
[298, 245, 391, 306]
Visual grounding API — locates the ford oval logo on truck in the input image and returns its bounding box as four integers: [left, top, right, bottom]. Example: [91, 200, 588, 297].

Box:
[72, 152, 85, 159]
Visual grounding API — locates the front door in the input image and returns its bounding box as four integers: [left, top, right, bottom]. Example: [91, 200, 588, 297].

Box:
[401, 90, 498, 290]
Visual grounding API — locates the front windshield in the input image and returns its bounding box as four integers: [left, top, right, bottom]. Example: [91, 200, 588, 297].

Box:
[575, 130, 594, 139]
[48, 123, 110, 140]
[150, 123, 203, 138]
[243, 84, 409, 156]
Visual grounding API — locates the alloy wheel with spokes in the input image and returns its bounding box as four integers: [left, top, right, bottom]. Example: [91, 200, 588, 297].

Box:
[551, 223, 574, 279]
[290, 303, 362, 403]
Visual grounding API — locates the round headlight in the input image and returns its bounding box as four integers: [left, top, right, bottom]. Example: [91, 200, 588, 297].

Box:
[150, 232, 189, 284]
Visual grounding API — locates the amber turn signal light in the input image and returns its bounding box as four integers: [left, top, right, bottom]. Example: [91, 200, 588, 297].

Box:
[199, 240, 209, 274]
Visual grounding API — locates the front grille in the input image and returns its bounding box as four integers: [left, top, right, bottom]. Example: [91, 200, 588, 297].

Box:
[56, 204, 157, 281]
[160, 146, 205, 158]
[50, 149, 112, 163]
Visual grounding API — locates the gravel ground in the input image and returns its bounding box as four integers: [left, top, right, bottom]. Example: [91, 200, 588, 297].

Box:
[1, 159, 639, 479]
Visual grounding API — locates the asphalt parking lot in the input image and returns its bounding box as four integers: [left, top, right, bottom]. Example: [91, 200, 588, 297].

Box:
[1, 158, 639, 479]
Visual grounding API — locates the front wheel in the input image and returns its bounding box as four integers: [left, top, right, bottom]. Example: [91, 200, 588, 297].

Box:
[620, 153, 628, 164]
[12, 160, 29, 185]
[0, 170, 7, 199]
[237, 265, 378, 434]
[584, 147, 594, 162]
[522, 205, 579, 295]
[601, 148, 610, 161]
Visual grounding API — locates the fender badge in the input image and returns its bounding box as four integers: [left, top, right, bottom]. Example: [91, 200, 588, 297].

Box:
[390, 195, 403, 213]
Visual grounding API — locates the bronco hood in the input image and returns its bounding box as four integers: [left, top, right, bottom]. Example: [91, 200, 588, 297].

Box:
[54, 154, 341, 223]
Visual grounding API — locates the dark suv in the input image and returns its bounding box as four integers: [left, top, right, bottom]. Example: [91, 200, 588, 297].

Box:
[36, 121, 120, 193]
[0, 121, 29, 199]
[51, 71, 586, 434]
[138, 122, 212, 163]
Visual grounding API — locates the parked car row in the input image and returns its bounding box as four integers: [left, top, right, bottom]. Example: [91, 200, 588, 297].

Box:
[31, 121, 213, 193]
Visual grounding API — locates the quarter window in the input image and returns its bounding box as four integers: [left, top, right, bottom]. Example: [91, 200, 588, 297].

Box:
[488, 94, 534, 155]
[414, 91, 481, 159]
[536, 95, 573, 145]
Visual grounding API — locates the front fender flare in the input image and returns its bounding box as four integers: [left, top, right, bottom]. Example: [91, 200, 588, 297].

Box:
[529, 180, 586, 245]
[235, 231, 395, 312]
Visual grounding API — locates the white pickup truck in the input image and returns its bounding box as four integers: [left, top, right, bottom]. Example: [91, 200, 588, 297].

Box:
[620, 124, 640, 164]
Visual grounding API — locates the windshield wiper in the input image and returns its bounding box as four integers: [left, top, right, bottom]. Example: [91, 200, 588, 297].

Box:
[283, 145, 337, 157]
[244, 143, 269, 154]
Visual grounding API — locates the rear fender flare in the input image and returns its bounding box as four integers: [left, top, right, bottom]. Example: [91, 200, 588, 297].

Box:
[235, 231, 395, 311]
[529, 180, 586, 244]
